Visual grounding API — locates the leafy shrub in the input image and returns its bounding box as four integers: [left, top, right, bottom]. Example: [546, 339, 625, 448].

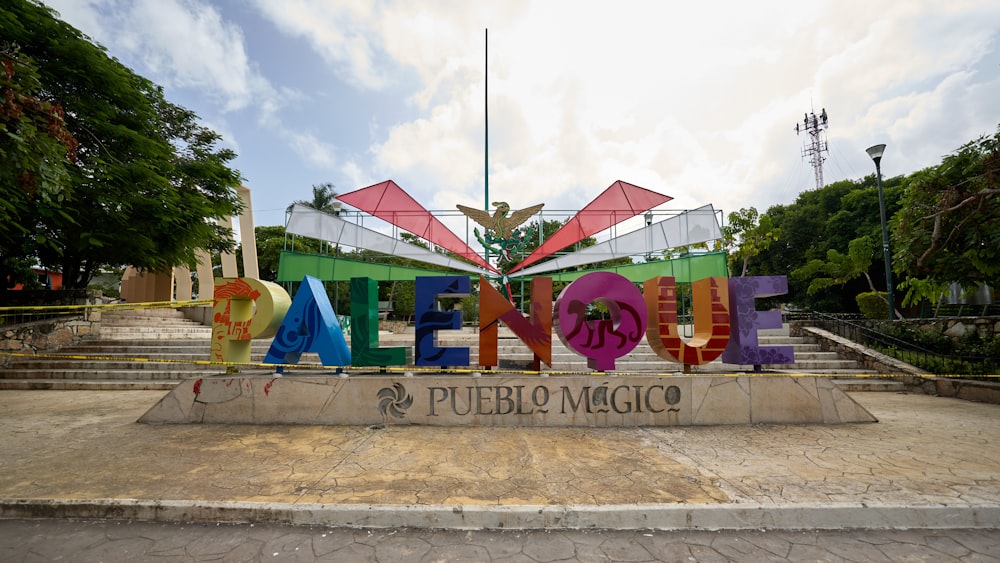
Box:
[856, 291, 889, 319]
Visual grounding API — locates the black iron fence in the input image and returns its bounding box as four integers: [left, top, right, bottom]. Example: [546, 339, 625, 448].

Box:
[800, 311, 999, 376]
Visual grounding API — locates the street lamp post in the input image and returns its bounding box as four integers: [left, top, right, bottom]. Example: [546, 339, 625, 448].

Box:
[866, 143, 895, 320]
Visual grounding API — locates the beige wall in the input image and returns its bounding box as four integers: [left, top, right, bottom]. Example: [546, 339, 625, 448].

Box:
[120, 186, 259, 302]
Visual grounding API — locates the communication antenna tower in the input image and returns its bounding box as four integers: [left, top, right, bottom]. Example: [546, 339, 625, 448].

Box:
[795, 108, 829, 190]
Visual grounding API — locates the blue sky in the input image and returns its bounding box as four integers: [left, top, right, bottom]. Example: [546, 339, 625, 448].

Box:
[42, 0, 1000, 238]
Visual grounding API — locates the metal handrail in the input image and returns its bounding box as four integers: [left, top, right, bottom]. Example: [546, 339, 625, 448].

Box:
[798, 311, 998, 376]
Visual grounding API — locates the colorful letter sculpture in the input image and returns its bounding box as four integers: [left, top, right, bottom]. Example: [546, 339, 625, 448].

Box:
[263, 276, 351, 370]
[415, 276, 470, 366]
[212, 277, 291, 363]
[722, 276, 795, 366]
[644, 276, 731, 366]
[479, 276, 552, 369]
[554, 272, 648, 371]
[208, 273, 795, 372]
[349, 277, 409, 367]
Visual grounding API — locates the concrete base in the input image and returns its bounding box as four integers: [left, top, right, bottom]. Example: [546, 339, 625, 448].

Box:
[139, 375, 877, 426]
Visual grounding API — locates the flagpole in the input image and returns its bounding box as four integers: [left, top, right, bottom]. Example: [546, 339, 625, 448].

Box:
[484, 28, 490, 266]
[484, 28, 489, 211]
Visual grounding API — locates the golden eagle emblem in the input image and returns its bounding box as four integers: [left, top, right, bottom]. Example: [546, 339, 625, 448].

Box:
[456, 201, 545, 239]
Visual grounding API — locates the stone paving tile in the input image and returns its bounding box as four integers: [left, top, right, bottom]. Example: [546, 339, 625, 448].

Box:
[2, 390, 1000, 511]
[1, 519, 998, 562]
[640, 392, 1000, 507]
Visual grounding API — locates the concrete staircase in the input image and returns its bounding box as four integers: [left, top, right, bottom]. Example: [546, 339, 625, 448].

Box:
[1, 309, 879, 391]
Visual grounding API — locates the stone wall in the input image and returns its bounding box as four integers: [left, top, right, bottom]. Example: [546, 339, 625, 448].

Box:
[789, 324, 928, 375]
[865, 317, 1000, 338]
[892, 374, 1000, 404]
[0, 291, 103, 366]
[791, 318, 1000, 406]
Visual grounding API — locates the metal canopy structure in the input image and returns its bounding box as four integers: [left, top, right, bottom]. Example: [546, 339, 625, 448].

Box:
[281, 179, 728, 284]
[509, 180, 672, 273]
[277, 252, 479, 283]
[540, 252, 728, 284]
[511, 204, 721, 277]
[336, 180, 497, 273]
[276, 251, 727, 283]
[285, 204, 490, 276]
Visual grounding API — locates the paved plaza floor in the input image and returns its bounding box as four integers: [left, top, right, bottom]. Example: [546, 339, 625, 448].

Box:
[0, 388, 998, 560]
[2, 519, 998, 561]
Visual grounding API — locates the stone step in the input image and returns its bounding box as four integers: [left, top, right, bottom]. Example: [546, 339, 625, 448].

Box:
[102, 309, 190, 319]
[98, 331, 213, 340]
[830, 378, 906, 392]
[0, 379, 180, 391]
[11, 312, 878, 383]
[6, 359, 222, 370]
[7, 353, 324, 368]
[100, 324, 213, 333]
[100, 319, 205, 327]
[0, 369, 208, 380]
[14, 346, 853, 368]
[54, 345, 216, 354]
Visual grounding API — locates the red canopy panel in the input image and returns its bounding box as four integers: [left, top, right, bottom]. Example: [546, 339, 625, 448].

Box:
[508, 180, 672, 273]
[337, 180, 498, 273]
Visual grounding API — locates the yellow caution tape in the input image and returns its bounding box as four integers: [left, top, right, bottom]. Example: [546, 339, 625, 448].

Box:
[1, 351, 996, 378]
[0, 299, 212, 313]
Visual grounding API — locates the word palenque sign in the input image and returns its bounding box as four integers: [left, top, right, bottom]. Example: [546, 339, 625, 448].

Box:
[211, 272, 794, 371]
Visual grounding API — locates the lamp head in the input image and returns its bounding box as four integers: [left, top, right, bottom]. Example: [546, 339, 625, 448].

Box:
[866, 143, 886, 165]
[644, 211, 654, 226]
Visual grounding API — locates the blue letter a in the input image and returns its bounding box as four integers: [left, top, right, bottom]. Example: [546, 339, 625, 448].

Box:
[264, 276, 351, 371]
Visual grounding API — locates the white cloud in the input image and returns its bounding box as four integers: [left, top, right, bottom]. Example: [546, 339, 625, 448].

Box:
[44, 0, 279, 113]
[126, 0, 274, 112]
[357, 1, 1000, 222]
[287, 131, 338, 169]
[249, 0, 389, 90]
[43, 0, 1000, 232]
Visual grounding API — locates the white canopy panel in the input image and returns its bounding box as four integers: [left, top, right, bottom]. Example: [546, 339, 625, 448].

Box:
[285, 204, 491, 276]
[511, 204, 722, 278]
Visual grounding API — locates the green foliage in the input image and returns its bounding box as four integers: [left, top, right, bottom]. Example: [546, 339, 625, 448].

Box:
[389, 281, 415, 321]
[0, 1, 243, 289]
[754, 175, 905, 312]
[894, 125, 1000, 303]
[856, 291, 889, 319]
[87, 281, 119, 299]
[253, 226, 288, 282]
[253, 225, 321, 282]
[0, 46, 78, 287]
[458, 293, 478, 324]
[290, 183, 338, 214]
[723, 207, 780, 276]
[896, 277, 951, 308]
[871, 322, 1000, 375]
[793, 236, 878, 295]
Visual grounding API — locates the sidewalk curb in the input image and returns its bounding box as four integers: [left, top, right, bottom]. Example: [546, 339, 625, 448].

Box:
[3, 499, 998, 531]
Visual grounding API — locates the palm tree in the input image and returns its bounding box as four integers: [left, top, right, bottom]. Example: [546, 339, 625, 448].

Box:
[287, 182, 339, 214]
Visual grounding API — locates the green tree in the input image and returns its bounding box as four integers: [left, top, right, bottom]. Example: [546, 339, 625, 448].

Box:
[723, 207, 780, 276]
[507, 217, 628, 274]
[753, 176, 905, 311]
[253, 225, 320, 282]
[1, 1, 242, 289]
[0, 46, 78, 287]
[290, 182, 338, 214]
[894, 126, 1000, 305]
[792, 235, 903, 318]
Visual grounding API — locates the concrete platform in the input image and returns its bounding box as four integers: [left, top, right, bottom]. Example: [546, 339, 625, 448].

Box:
[138, 374, 878, 426]
[1, 390, 999, 531]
